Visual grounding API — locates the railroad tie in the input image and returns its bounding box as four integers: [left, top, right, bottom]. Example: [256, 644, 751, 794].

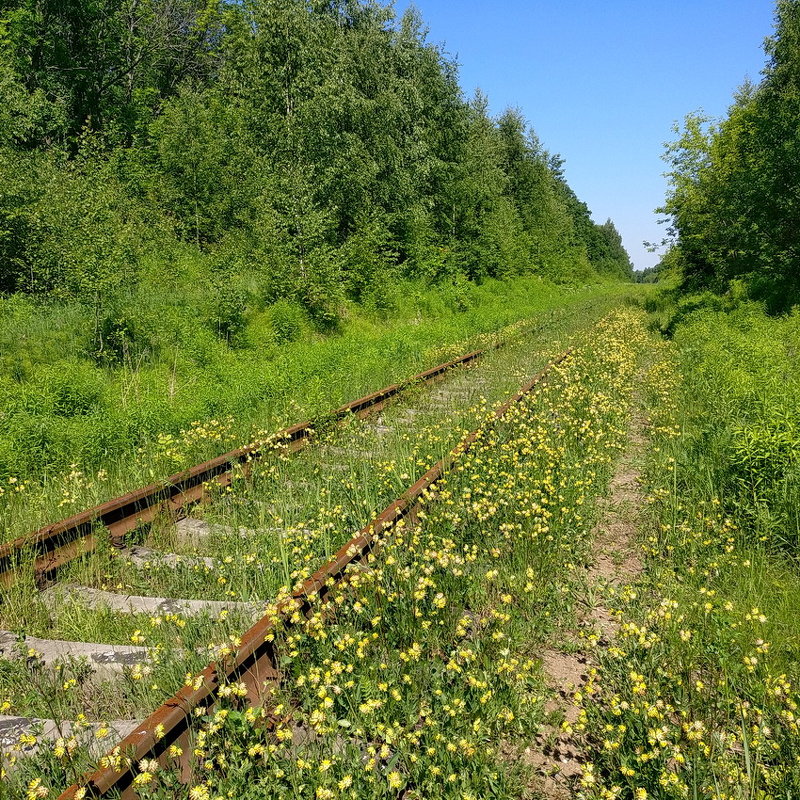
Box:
[170, 517, 261, 549]
[40, 585, 262, 619]
[0, 631, 149, 680]
[115, 545, 216, 571]
[312, 461, 349, 472]
[430, 388, 477, 401]
[318, 446, 375, 459]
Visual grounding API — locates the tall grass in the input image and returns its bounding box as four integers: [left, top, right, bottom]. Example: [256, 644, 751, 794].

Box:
[670, 302, 800, 551]
[580, 297, 800, 799]
[0, 277, 640, 542]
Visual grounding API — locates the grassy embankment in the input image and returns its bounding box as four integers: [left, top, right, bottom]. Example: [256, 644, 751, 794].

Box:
[2, 308, 650, 799]
[14, 282, 800, 798]
[0, 278, 638, 543]
[1, 304, 644, 796]
[0, 301, 598, 726]
[579, 299, 800, 798]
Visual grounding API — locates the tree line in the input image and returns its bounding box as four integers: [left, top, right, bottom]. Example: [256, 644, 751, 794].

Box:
[661, 0, 800, 312]
[0, 0, 632, 330]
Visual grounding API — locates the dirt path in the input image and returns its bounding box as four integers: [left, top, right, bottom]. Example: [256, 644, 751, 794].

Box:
[524, 400, 646, 799]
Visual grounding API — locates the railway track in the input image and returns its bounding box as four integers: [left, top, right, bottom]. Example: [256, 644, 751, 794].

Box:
[0, 348, 487, 589]
[0, 326, 581, 797]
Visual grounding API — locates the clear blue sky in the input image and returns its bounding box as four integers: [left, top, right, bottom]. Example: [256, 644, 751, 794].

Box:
[394, 0, 777, 271]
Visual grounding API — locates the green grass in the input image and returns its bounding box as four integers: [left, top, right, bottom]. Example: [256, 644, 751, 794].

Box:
[578, 299, 800, 800]
[0, 278, 642, 544]
[0, 308, 647, 799]
[0, 299, 602, 724]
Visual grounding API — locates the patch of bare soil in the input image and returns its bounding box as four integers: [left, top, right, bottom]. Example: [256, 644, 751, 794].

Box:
[521, 405, 646, 799]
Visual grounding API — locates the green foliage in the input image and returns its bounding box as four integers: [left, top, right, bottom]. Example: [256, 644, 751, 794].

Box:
[0, 0, 222, 147]
[94, 303, 144, 364]
[35, 362, 108, 418]
[0, 0, 631, 318]
[662, 0, 800, 309]
[649, 289, 727, 337]
[207, 273, 248, 344]
[592, 218, 634, 277]
[0, 146, 152, 299]
[150, 90, 246, 246]
[266, 298, 308, 344]
[632, 264, 661, 284]
[670, 303, 800, 550]
[0, 281, 635, 542]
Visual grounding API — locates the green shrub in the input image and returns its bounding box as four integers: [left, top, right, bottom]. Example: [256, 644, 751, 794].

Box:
[0, 149, 152, 300]
[94, 306, 144, 365]
[268, 299, 308, 344]
[671, 303, 800, 551]
[35, 363, 107, 418]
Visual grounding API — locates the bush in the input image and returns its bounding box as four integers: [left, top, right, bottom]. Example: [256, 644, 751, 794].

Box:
[207, 278, 247, 344]
[0, 148, 151, 300]
[672, 304, 800, 551]
[268, 299, 308, 344]
[93, 306, 144, 365]
[35, 362, 107, 418]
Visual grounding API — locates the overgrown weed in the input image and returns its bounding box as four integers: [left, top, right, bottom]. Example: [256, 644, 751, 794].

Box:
[578, 304, 800, 799]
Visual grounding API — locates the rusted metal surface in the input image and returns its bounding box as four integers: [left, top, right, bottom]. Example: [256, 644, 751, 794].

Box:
[0, 349, 485, 588]
[57, 348, 571, 800]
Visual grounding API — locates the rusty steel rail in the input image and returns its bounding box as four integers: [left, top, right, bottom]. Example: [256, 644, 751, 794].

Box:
[58, 347, 572, 800]
[0, 349, 492, 588]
